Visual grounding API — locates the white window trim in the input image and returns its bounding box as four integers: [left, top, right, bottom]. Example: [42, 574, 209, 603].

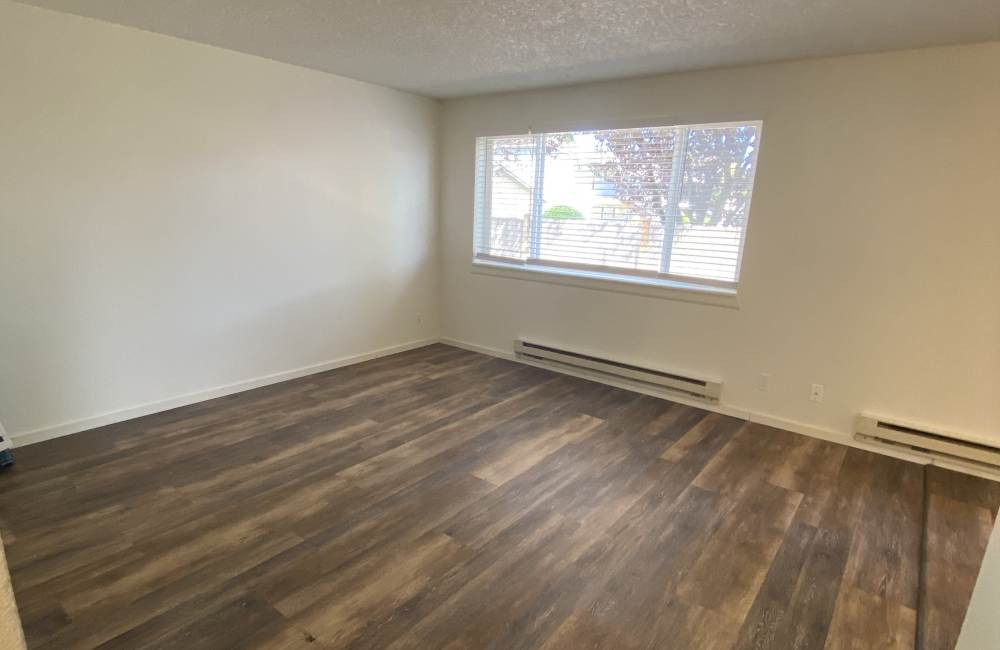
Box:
[477, 115, 764, 139]
[470, 257, 740, 309]
[470, 116, 763, 309]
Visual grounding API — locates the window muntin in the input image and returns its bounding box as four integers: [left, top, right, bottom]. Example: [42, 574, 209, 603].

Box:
[473, 121, 762, 290]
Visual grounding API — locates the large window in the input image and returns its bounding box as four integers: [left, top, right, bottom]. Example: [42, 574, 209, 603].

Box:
[473, 121, 762, 292]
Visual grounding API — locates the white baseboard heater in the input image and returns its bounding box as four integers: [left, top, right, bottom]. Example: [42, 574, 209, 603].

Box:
[855, 414, 1000, 471]
[513, 340, 721, 402]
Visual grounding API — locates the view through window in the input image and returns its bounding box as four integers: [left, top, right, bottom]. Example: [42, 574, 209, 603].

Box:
[473, 121, 762, 289]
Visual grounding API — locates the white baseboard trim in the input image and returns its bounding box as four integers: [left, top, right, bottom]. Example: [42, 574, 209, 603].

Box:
[12, 334, 997, 482]
[10, 338, 439, 448]
[439, 337, 999, 481]
[744, 412, 1000, 480]
[440, 338, 746, 419]
[438, 337, 514, 360]
[744, 410, 926, 464]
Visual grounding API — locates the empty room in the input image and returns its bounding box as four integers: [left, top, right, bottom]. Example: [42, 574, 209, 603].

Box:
[2, 1, 999, 648]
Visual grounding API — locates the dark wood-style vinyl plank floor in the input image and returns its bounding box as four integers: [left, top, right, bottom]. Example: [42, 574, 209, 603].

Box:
[0, 343, 997, 649]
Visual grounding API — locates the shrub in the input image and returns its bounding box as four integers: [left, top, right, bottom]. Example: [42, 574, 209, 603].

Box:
[543, 205, 584, 220]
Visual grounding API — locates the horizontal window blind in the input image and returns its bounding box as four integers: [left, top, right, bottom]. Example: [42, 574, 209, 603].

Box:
[473, 121, 761, 289]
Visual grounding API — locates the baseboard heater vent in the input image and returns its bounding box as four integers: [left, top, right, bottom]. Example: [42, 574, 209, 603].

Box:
[855, 415, 1000, 470]
[513, 340, 721, 402]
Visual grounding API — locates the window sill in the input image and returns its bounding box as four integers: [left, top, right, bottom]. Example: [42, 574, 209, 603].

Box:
[470, 260, 740, 309]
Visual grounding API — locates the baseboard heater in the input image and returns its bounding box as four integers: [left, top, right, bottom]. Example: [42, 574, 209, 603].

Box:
[855, 415, 1000, 471]
[513, 340, 721, 402]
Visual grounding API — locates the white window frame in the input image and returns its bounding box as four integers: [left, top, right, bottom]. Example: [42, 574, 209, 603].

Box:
[470, 118, 763, 308]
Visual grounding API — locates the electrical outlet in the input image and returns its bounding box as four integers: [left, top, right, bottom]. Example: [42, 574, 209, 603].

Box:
[810, 383, 824, 402]
[757, 373, 770, 392]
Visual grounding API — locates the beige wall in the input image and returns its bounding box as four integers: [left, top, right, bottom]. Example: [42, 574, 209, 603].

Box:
[440, 43, 1000, 444]
[2, 0, 997, 452]
[0, 2, 440, 442]
[0, 537, 25, 650]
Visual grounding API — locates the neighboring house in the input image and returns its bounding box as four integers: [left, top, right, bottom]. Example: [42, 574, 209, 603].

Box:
[490, 164, 532, 221]
[492, 160, 632, 222]
[488, 159, 647, 265]
[485, 165, 532, 257]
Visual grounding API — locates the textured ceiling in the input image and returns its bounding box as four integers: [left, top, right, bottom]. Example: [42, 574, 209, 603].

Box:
[13, 0, 1000, 97]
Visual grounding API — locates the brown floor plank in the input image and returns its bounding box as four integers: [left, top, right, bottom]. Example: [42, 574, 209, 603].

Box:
[825, 586, 917, 650]
[920, 467, 999, 650]
[677, 481, 803, 622]
[0, 343, 997, 649]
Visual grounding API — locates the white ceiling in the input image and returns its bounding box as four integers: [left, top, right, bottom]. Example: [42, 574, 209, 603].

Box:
[14, 0, 1000, 97]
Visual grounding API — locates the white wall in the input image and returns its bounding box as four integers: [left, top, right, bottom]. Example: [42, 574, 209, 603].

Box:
[440, 44, 1000, 444]
[0, 2, 440, 441]
[2, 2, 997, 451]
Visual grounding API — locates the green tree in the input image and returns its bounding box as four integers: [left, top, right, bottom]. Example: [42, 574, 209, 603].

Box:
[679, 126, 758, 228]
[589, 127, 678, 225]
[589, 125, 758, 228]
